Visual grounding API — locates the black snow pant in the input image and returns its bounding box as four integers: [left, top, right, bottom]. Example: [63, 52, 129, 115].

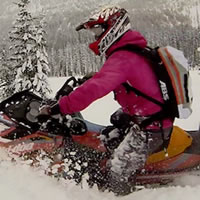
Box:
[102, 125, 172, 195]
[100, 109, 172, 195]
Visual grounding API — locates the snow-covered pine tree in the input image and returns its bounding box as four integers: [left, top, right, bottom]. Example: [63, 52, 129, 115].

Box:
[9, 0, 51, 98]
[0, 45, 16, 99]
[32, 18, 52, 97]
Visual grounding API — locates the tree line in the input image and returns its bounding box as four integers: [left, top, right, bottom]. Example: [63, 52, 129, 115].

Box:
[44, 2, 200, 76]
[0, 0, 200, 98]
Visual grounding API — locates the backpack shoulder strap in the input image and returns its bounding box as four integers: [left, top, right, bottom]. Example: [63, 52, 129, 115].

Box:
[122, 82, 164, 108]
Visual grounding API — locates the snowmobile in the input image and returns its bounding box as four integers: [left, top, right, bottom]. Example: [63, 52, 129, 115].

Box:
[0, 76, 200, 188]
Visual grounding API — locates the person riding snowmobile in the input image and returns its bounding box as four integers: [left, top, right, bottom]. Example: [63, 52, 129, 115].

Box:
[40, 6, 175, 195]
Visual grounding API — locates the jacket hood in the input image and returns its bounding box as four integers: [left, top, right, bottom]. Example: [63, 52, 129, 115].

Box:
[106, 30, 147, 57]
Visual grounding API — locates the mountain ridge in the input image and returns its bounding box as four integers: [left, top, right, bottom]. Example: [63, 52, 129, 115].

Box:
[0, 0, 199, 76]
[0, 0, 199, 48]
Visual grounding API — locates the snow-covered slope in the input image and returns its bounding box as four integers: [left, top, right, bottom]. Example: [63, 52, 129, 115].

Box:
[1, 156, 200, 200]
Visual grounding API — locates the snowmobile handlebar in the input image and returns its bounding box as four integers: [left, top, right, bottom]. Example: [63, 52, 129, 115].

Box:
[55, 73, 95, 100]
[55, 76, 78, 100]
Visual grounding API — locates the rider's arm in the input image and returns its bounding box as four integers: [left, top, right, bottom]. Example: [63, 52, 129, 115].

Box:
[58, 52, 129, 115]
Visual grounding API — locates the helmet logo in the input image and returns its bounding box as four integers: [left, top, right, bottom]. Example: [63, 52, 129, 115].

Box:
[98, 13, 131, 55]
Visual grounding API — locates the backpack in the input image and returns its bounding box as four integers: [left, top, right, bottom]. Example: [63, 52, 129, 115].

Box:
[112, 45, 193, 125]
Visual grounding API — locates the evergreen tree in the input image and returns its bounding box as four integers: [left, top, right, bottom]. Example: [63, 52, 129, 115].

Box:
[8, 0, 51, 98]
[0, 45, 15, 99]
[32, 19, 52, 97]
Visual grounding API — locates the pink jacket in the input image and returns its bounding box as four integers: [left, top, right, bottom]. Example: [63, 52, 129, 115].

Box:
[59, 30, 173, 129]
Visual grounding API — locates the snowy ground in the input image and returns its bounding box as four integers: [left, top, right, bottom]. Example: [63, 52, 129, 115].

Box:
[1, 71, 200, 200]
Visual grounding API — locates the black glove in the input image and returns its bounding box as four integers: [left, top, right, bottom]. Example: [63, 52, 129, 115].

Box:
[38, 103, 60, 116]
[37, 103, 61, 122]
[50, 103, 61, 115]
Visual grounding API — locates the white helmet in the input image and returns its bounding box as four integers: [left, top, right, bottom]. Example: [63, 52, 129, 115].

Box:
[76, 6, 131, 56]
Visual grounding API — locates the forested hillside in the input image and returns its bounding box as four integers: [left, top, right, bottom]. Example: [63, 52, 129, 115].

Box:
[0, 0, 200, 76]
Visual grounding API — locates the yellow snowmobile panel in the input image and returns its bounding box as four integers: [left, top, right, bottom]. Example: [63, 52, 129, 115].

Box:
[146, 126, 193, 164]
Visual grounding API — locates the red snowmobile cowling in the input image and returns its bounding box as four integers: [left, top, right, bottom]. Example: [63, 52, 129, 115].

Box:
[1, 109, 200, 186]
